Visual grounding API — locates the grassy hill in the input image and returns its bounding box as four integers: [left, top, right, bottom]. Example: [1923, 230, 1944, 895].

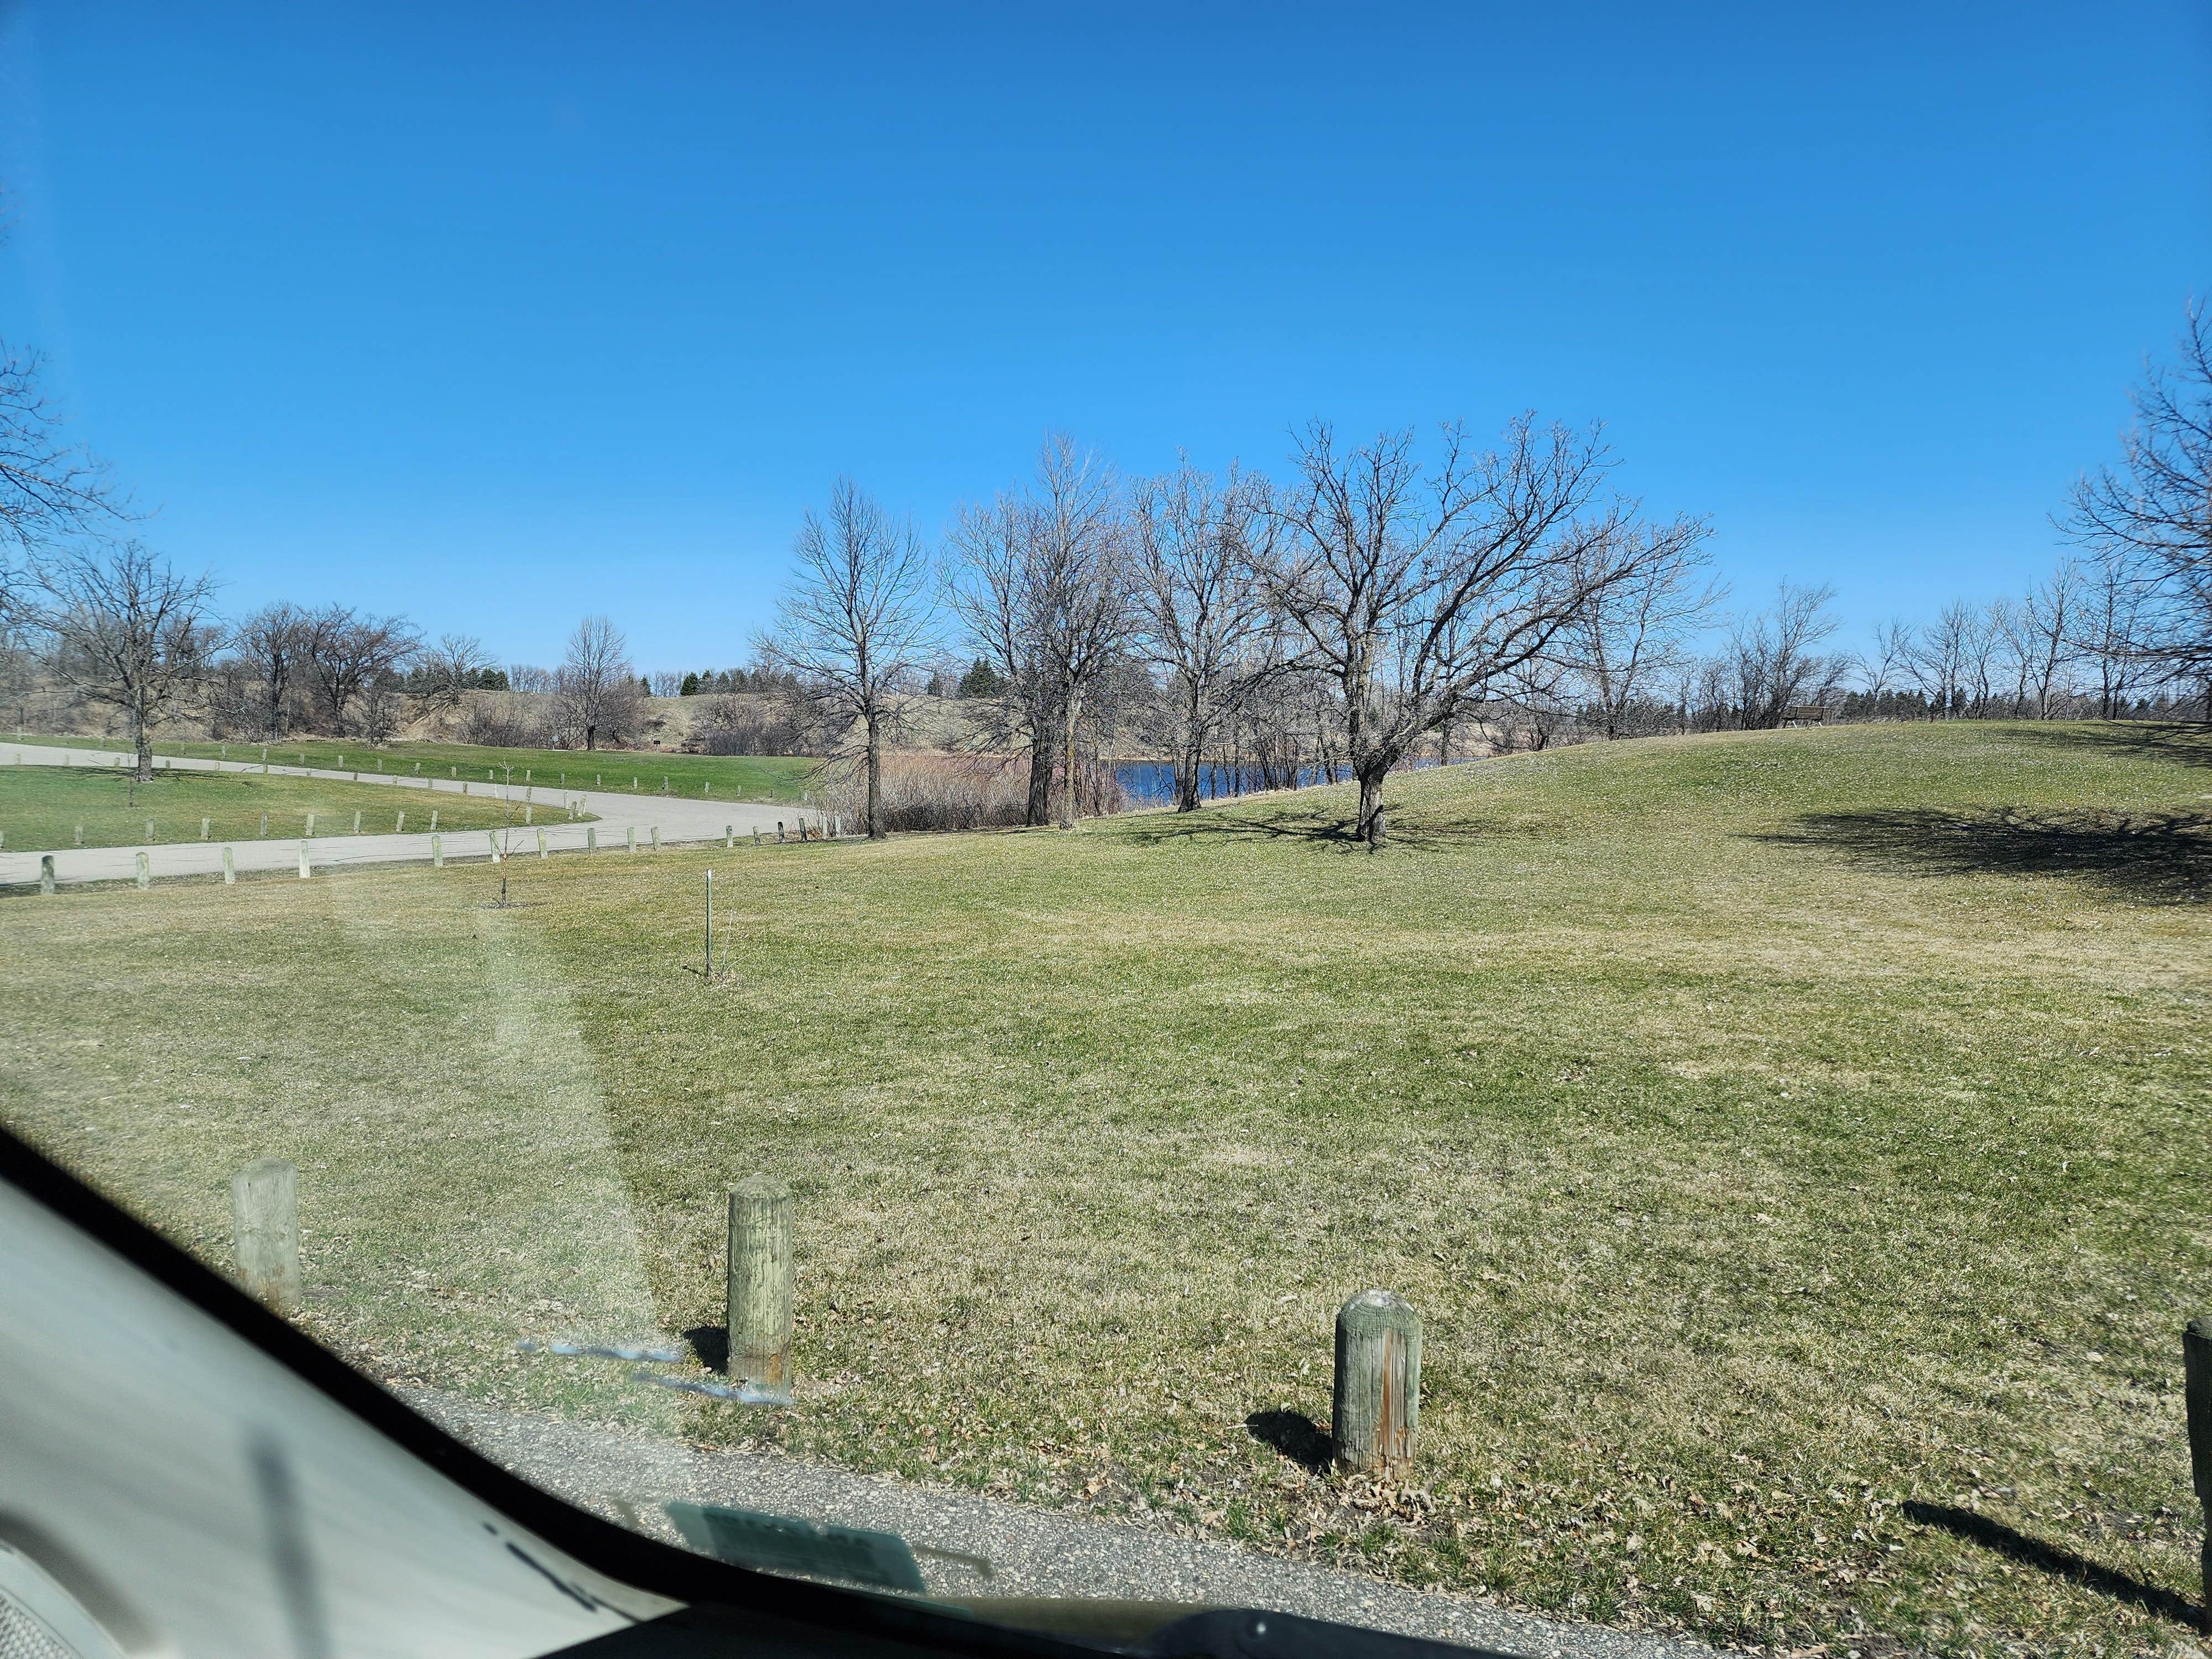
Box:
[0, 764, 592, 851]
[2, 721, 2206, 1655]
[5, 731, 816, 804]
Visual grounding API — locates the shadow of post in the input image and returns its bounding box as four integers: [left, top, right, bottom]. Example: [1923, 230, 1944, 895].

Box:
[1244, 1408, 1333, 1474]
[1903, 1502, 2204, 1629]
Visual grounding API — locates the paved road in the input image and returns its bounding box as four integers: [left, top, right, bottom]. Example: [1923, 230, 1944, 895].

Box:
[0, 743, 830, 889]
[409, 1390, 1715, 1659]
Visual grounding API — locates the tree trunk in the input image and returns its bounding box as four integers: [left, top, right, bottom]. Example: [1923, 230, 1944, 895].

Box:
[1175, 737, 1202, 813]
[865, 714, 885, 838]
[133, 701, 153, 783]
[1355, 765, 1387, 851]
[586, 724, 597, 751]
[1058, 701, 1078, 829]
[1025, 733, 1053, 826]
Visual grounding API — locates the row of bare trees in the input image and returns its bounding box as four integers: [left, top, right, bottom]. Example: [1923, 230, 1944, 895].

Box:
[760, 418, 1718, 847]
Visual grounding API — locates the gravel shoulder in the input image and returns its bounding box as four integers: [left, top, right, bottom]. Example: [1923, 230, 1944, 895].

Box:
[406, 1389, 1719, 1659]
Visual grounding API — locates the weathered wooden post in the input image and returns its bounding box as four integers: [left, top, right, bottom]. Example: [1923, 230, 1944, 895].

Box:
[724, 825, 733, 848]
[432, 834, 444, 868]
[222, 847, 236, 885]
[258, 812, 268, 838]
[297, 843, 311, 880]
[537, 828, 547, 859]
[304, 812, 315, 838]
[74, 823, 84, 846]
[2186, 1317, 2211, 1630]
[145, 818, 155, 843]
[231, 1159, 301, 1314]
[428, 809, 439, 831]
[201, 816, 211, 840]
[488, 831, 502, 863]
[587, 826, 598, 852]
[778, 821, 786, 843]
[1332, 1290, 1421, 1477]
[626, 826, 637, 854]
[39, 854, 55, 894]
[524, 804, 533, 825]
[753, 828, 761, 846]
[135, 852, 150, 889]
[728, 1175, 794, 1390]
[705, 781, 712, 797]
[351, 810, 362, 835]
[651, 826, 661, 852]
[395, 810, 405, 833]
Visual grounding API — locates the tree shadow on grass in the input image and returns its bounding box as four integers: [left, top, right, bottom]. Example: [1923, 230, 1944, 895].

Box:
[1245, 1408, 1333, 1474]
[1123, 806, 1519, 854]
[2004, 720, 2212, 771]
[1756, 807, 2212, 904]
[1903, 1502, 2204, 1630]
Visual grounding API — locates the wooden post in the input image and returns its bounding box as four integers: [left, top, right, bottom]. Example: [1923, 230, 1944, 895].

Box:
[297, 843, 311, 879]
[1332, 1290, 1421, 1477]
[705, 867, 714, 978]
[39, 854, 55, 894]
[432, 834, 444, 868]
[626, 825, 637, 853]
[524, 804, 533, 825]
[778, 821, 786, 843]
[200, 816, 211, 840]
[351, 810, 362, 835]
[259, 812, 268, 838]
[304, 812, 315, 838]
[488, 831, 501, 863]
[74, 823, 84, 846]
[145, 818, 155, 843]
[651, 826, 661, 851]
[537, 828, 547, 859]
[728, 1176, 794, 1389]
[2185, 1317, 2211, 1630]
[753, 828, 761, 845]
[222, 846, 235, 885]
[135, 852, 149, 889]
[231, 1159, 301, 1314]
[395, 810, 405, 833]
[587, 826, 598, 852]
[429, 810, 439, 831]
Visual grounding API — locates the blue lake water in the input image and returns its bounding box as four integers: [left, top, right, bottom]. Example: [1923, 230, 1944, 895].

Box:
[1113, 757, 1447, 805]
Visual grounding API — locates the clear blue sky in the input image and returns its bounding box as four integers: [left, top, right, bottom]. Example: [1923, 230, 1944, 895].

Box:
[2, 3, 2206, 672]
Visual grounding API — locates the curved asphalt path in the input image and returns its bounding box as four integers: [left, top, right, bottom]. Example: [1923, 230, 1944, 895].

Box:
[0, 743, 830, 889]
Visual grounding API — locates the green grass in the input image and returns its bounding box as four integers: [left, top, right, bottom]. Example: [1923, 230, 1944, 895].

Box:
[3, 721, 2208, 1657]
[0, 764, 589, 850]
[3, 731, 816, 805]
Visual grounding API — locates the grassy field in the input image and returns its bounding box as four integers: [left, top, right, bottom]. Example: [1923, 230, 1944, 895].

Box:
[2, 721, 2207, 1657]
[0, 764, 590, 850]
[4, 731, 817, 804]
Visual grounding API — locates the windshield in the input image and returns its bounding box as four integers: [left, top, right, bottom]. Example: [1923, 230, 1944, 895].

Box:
[3, 9, 2209, 1659]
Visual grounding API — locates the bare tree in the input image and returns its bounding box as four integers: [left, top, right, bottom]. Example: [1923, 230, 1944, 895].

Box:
[302, 605, 419, 737]
[758, 478, 934, 838]
[415, 632, 496, 718]
[555, 615, 638, 750]
[232, 602, 310, 739]
[18, 541, 217, 779]
[2021, 560, 2086, 718]
[950, 436, 1138, 828]
[2063, 301, 2212, 714]
[1864, 618, 1919, 707]
[1556, 514, 1719, 738]
[1255, 416, 1650, 849]
[1727, 583, 1846, 728]
[1134, 457, 1269, 811]
[2075, 548, 2155, 718]
[0, 343, 127, 573]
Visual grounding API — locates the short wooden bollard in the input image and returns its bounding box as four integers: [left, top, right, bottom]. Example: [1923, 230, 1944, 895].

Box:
[778, 821, 786, 843]
[587, 826, 598, 852]
[395, 810, 406, 833]
[650, 826, 661, 851]
[432, 834, 444, 868]
[351, 810, 362, 834]
[728, 1176, 794, 1390]
[304, 812, 315, 838]
[1332, 1290, 1421, 1477]
[2185, 1317, 2211, 1627]
[537, 828, 547, 859]
[258, 813, 268, 837]
[524, 804, 533, 825]
[200, 816, 211, 840]
[145, 818, 155, 843]
[488, 831, 502, 863]
[297, 843, 311, 880]
[232, 1159, 301, 1314]
[753, 828, 760, 846]
[222, 847, 236, 885]
[135, 852, 150, 889]
[429, 810, 439, 831]
[39, 854, 55, 895]
[724, 825, 733, 848]
[626, 826, 637, 853]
